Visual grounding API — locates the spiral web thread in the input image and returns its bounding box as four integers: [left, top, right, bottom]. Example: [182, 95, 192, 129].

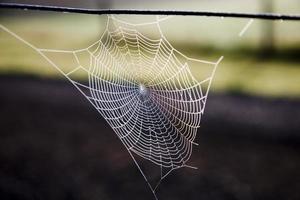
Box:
[0, 16, 223, 199]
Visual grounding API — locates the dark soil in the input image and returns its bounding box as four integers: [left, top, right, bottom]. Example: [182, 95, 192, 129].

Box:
[0, 75, 300, 200]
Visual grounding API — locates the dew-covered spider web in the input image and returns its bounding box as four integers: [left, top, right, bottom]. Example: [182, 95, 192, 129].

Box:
[0, 15, 223, 199]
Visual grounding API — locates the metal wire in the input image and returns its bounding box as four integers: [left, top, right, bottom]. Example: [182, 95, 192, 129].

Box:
[0, 3, 300, 20]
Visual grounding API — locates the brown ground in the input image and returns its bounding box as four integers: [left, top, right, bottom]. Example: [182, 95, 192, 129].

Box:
[0, 75, 300, 200]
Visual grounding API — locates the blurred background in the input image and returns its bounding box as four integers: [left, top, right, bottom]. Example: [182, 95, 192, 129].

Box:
[0, 0, 300, 200]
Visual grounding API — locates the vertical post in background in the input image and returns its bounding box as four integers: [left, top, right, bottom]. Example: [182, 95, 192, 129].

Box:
[260, 0, 275, 56]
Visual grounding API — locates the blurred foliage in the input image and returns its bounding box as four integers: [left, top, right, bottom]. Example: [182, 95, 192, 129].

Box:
[0, 0, 299, 98]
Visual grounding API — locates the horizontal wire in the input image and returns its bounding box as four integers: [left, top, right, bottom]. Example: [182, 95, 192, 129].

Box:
[0, 3, 300, 20]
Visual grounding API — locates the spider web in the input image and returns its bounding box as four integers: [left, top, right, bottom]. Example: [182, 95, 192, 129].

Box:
[0, 15, 223, 199]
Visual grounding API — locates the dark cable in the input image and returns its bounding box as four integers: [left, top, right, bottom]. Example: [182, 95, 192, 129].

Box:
[0, 3, 300, 20]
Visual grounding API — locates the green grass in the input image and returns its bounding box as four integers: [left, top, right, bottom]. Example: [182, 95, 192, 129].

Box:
[0, 13, 299, 98]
